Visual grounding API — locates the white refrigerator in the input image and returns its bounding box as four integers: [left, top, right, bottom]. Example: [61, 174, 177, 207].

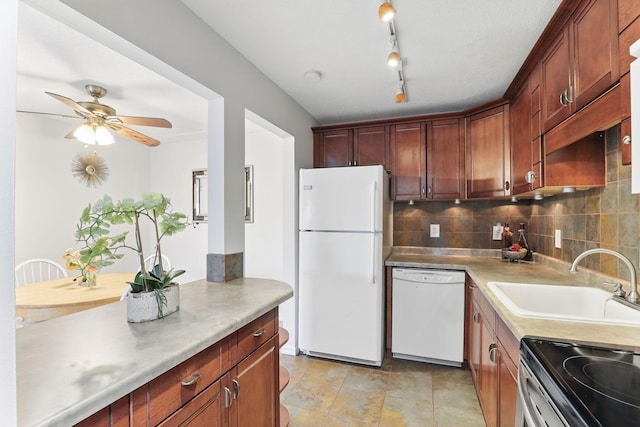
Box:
[298, 165, 391, 367]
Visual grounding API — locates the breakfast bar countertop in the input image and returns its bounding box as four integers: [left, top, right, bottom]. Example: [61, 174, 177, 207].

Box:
[16, 277, 293, 427]
[386, 249, 640, 351]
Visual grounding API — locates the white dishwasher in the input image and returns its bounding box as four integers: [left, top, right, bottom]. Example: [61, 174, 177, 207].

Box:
[392, 268, 465, 367]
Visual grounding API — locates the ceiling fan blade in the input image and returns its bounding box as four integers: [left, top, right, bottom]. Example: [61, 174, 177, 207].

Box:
[64, 126, 80, 139]
[109, 124, 160, 147]
[45, 92, 93, 117]
[108, 115, 172, 128]
[16, 110, 82, 120]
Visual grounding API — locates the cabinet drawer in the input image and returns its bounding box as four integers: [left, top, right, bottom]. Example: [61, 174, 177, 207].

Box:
[473, 286, 496, 332]
[148, 343, 222, 425]
[496, 315, 520, 368]
[157, 379, 222, 427]
[237, 309, 276, 362]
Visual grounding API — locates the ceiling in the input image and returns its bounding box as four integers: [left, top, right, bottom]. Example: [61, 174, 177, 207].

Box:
[16, 3, 208, 145]
[182, 0, 563, 125]
[17, 0, 563, 141]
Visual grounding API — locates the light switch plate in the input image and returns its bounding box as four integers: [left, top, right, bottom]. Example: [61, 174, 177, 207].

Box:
[430, 224, 440, 238]
[492, 225, 503, 240]
[555, 229, 562, 248]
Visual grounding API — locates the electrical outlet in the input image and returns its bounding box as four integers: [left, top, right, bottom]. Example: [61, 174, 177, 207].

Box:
[555, 230, 562, 248]
[430, 224, 440, 238]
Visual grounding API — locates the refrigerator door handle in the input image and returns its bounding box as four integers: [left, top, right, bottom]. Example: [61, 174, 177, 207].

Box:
[370, 181, 376, 233]
[371, 233, 376, 285]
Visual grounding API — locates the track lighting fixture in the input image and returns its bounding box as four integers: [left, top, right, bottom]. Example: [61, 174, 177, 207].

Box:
[395, 70, 407, 103]
[378, 1, 396, 22]
[387, 36, 401, 67]
[395, 83, 407, 103]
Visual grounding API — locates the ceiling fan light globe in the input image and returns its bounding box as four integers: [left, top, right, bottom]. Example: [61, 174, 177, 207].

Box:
[378, 2, 396, 22]
[74, 123, 96, 145]
[95, 125, 115, 145]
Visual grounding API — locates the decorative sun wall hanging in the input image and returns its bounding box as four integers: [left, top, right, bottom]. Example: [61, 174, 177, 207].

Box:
[72, 151, 109, 188]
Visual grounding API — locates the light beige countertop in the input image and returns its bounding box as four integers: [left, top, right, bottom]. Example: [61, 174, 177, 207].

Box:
[386, 248, 640, 351]
[16, 277, 293, 427]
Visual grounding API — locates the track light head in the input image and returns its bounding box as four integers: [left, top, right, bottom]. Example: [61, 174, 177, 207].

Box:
[378, 2, 396, 22]
[387, 50, 401, 67]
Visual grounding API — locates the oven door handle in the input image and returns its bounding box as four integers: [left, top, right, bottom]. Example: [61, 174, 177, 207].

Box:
[518, 363, 545, 427]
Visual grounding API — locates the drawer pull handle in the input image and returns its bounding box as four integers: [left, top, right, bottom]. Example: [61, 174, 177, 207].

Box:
[253, 328, 267, 337]
[224, 387, 233, 408]
[488, 343, 498, 364]
[181, 371, 201, 386]
[232, 379, 241, 399]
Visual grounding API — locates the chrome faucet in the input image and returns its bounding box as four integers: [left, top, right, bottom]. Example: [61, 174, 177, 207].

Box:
[570, 248, 639, 304]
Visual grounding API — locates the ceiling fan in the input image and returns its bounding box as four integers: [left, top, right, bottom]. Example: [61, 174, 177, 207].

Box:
[21, 84, 172, 147]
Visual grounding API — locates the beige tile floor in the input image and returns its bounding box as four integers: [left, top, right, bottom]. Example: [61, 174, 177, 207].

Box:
[280, 354, 487, 427]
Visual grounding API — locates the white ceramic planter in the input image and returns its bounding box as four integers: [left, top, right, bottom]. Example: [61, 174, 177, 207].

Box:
[126, 284, 180, 323]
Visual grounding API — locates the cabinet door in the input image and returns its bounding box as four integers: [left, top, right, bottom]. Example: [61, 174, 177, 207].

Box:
[497, 346, 518, 427]
[390, 122, 426, 200]
[315, 129, 353, 167]
[571, 0, 618, 111]
[466, 105, 510, 199]
[468, 288, 481, 385]
[354, 125, 388, 168]
[510, 84, 533, 195]
[158, 380, 223, 427]
[234, 336, 278, 427]
[479, 320, 498, 427]
[427, 118, 464, 199]
[541, 27, 572, 131]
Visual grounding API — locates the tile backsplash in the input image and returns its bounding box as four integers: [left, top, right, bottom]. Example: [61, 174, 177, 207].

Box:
[393, 126, 640, 281]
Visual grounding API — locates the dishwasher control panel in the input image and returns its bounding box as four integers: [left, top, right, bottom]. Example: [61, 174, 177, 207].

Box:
[392, 268, 465, 284]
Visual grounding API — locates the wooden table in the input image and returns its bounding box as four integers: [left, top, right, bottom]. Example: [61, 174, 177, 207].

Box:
[15, 273, 132, 325]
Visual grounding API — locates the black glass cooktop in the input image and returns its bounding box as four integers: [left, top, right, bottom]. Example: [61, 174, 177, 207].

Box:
[521, 337, 640, 427]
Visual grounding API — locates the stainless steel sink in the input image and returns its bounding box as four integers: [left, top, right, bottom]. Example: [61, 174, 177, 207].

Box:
[487, 281, 640, 325]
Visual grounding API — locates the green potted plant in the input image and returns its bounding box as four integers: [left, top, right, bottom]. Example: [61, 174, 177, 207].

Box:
[75, 192, 189, 322]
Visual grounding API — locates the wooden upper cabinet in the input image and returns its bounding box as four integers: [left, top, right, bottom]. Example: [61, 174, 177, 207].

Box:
[427, 118, 464, 200]
[541, 27, 572, 131]
[313, 126, 388, 168]
[466, 104, 511, 199]
[314, 129, 353, 167]
[510, 84, 533, 195]
[542, 0, 619, 132]
[354, 125, 389, 169]
[572, 0, 619, 109]
[390, 122, 426, 200]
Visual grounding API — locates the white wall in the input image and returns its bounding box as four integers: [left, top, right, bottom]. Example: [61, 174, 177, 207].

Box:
[14, 112, 208, 283]
[245, 123, 298, 354]
[0, 0, 18, 420]
[245, 128, 284, 281]
[149, 136, 208, 283]
[56, 0, 317, 257]
[15, 114, 150, 273]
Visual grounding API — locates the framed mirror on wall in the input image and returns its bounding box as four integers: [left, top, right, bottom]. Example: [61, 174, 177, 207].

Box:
[245, 165, 254, 223]
[192, 169, 207, 222]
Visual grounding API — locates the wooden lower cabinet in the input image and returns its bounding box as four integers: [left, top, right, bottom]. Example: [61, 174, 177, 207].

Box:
[231, 336, 278, 427]
[466, 278, 518, 427]
[74, 395, 130, 427]
[77, 309, 280, 427]
[497, 341, 518, 427]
